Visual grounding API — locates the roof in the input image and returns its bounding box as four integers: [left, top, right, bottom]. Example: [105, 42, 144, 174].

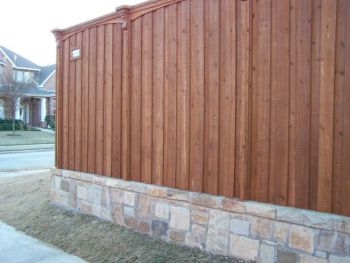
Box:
[0, 45, 41, 71]
[0, 85, 54, 97]
[38, 64, 56, 85]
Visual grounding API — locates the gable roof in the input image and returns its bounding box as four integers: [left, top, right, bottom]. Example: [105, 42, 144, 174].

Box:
[38, 64, 56, 86]
[0, 45, 41, 71]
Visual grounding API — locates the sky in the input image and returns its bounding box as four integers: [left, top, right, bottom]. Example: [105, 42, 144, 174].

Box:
[0, 0, 143, 66]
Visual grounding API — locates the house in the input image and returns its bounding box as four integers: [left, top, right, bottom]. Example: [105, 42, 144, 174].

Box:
[0, 45, 56, 127]
[51, 0, 350, 262]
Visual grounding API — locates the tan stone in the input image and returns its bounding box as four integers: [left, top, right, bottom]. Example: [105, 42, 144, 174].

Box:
[191, 224, 206, 235]
[274, 222, 289, 244]
[169, 230, 186, 242]
[166, 189, 188, 202]
[300, 254, 327, 263]
[113, 205, 124, 225]
[123, 191, 136, 206]
[191, 210, 209, 226]
[221, 198, 245, 213]
[138, 221, 150, 234]
[147, 187, 167, 198]
[333, 217, 350, 234]
[169, 206, 190, 231]
[78, 199, 92, 214]
[289, 225, 315, 253]
[77, 185, 88, 200]
[207, 210, 230, 254]
[111, 189, 124, 204]
[250, 217, 273, 240]
[136, 194, 151, 218]
[124, 217, 139, 229]
[245, 202, 276, 219]
[190, 192, 219, 209]
[186, 231, 206, 249]
[317, 230, 347, 254]
[229, 234, 259, 261]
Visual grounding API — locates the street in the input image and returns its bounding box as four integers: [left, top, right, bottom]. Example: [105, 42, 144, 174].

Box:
[0, 150, 54, 171]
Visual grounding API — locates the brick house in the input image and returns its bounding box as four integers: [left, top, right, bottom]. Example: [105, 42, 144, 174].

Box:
[0, 45, 56, 127]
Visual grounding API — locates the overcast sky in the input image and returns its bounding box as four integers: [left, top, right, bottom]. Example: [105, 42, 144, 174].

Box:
[0, 0, 143, 66]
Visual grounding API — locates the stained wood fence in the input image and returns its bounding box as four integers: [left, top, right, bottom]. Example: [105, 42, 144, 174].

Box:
[53, 0, 350, 216]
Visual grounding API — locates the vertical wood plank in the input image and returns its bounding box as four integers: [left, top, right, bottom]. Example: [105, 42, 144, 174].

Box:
[249, 0, 271, 202]
[95, 25, 105, 175]
[62, 38, 69, 169]
[176, 0, 190, 190]
[81, 29, 89, 172]
[103, 24, 113, 176]
[55, 36, 63, 168]
[88, 27, 97, 174]
[203, 0, 220, 195]
[269, 0, 290, 205]
[141, 13, 153, 184]
[219, 0, 236, 197]
[68, 35, 76, 170]
[121, 26, 131, 181]
[152, 8, 165, 185]
[112, 24, 123, 178]
[130, 18, 142, 182]
[164, 4, 177, 188]
[309, 0, 322, 210]
[74, 32, 83, 171]
[317, 0, 337, 212]
[189, 0, 205, 192]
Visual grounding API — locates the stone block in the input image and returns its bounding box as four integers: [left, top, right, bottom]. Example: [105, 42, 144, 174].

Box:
[221, 198, 245, 213]
[245, 202, 276, 219]
[250, 218, 273, 240]
[111, 189, 124, 204]
[167, 189, 189, 202]
[136, 194, 151, 218]
[274, 222, 289, 245]
[151, 220, 168, 238]
[92, 204, 102, 217]
[333, 217, 350, 234]
[61, 180, 70, 192]
[289, 225, 315, 253]
[68, 180, 77, 208]
[155, 203, 170, 220]
[169, 230, 186, 242]
[329, 255, 350, 263]
[54, 176, 62, 189]
[191, 210, 209, 226]
[92, 175, 106, 185]
[317, 230, 348, 255]
[101, 207, 112, 221]
[77, 185, 88, 200]
[113, 205, 124, 225]
[88, 185, 102, 205]
[207, 210, 230, 254]
[138, 221, 150, 234]
[303, 211, 333, 230]
[277, 207, 303, 224]
[186, 231, 206, 249]
[101, 187, 111, 209]
[192, 224, 206, 235]
[190, 192, 219, 209]
[229, 234, 259, 261]
[170, 206, 190, 231]
[78, 199, 92, 214]
[124, 217, 139, 229]
[230, 218, 250, 236]
[123, 206, 135, 217]
[51, 168, 62, 176]
[315, 250, 327, 258]
[80, 172, 93, 182]
[300, 254, 327, 263]
[276, 249, 299, 263]
[147, 186, 167, 198]
[123, 191, 136, 207]
[260, 244, 274, 263]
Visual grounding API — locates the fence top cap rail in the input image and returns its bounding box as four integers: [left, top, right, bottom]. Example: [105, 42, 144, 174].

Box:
[52, 0, 184, 38]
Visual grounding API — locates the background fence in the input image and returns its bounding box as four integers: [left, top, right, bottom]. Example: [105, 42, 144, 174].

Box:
[54, 0, 350, 216]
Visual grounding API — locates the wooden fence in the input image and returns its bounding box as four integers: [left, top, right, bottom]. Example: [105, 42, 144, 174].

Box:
[53, 0, 350, 216]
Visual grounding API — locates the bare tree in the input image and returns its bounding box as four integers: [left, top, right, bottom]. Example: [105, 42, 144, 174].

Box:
[0, 66, 29, 135]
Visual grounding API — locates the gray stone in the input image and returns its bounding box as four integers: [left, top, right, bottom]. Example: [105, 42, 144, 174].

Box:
[315, 250, 328, 258]
[123, 191, 136, 207]
[277, 249, 299, 263]
[111, 189, 124, 204]
[136, 194, 151, 218]
[230, 218, 249, 236]
[245, 202, 276, 219]
[329, 255, 350, 263]
[186, 231, 206, 249]
[54, 176, 62, 189]
[303, 211, 333, 230]
[207, 210, 230, 254]
[317, 230, 348, 255]
[77, 186, 88, 200]
[300, 254, 327, 263]
[277, 207, 303, 224]
[155, 202, 170, 220]
[289, 225, 315, 253]
[68, 180, 77, 208]
[92, 204, 102, 217]
[123, 206, 134, 217]
[151, 220, 168, 238]
[274, 222, 289, 245]
[169, 206, 190, 231]
[229, 234, 259, 261]
[61, 180, 70, 192]
[88, 185, 102, 205]
[260, 243, 274, 263]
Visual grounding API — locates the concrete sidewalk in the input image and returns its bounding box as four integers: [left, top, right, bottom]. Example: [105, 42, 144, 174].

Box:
[0, 144, 54, 153]
[0, 221, 85, 263]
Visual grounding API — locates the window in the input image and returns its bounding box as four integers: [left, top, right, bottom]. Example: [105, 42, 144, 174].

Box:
[15, 71, 24, 82]
[24, 72, 33, 83]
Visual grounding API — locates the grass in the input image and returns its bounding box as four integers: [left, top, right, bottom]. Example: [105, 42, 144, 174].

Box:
[0, 131, 55, 146]
[0, 172, 247, 263]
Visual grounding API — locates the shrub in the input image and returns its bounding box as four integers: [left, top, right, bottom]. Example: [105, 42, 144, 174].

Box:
[0, 119, 29, 131]
[45, 115, 55, 130]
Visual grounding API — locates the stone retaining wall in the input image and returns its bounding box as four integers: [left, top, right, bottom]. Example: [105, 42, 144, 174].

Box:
[50, 169, 350, 263]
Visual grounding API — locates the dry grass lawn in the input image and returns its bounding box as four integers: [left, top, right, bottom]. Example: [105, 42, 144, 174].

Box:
[0, 171, 247, 263]
[0, 131, 55, 146]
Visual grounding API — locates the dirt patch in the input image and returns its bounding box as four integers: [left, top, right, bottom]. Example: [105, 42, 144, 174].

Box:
[0, 172, 247, 263]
